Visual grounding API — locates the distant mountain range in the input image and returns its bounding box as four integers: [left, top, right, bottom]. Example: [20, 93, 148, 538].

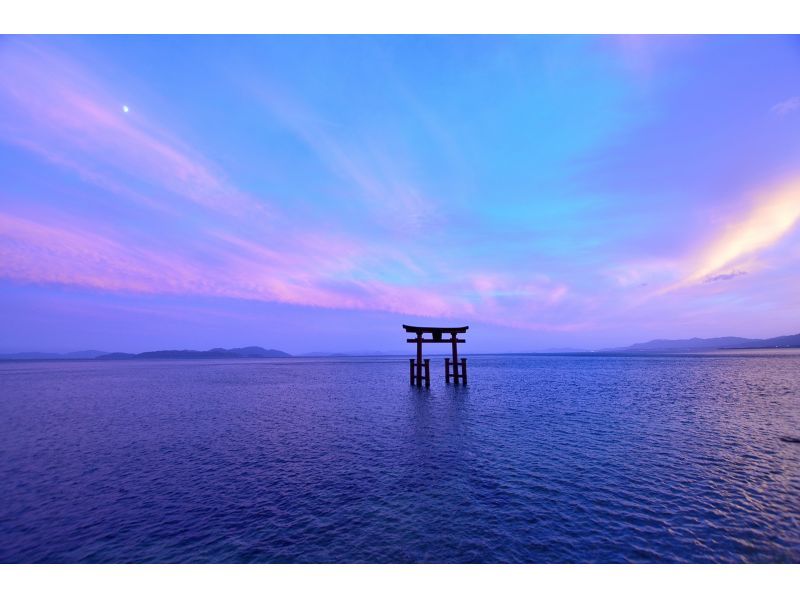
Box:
[0, 350, 109, 360]
[98, 346, 291, 360]
[0, 346, 290, 361]
[2, 333, 800, 361]
[608, 332, 800, 352]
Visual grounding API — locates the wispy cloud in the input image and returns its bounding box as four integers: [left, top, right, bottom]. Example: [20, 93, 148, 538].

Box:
[0, 202, 477, 320]
[771, 96, 800, 116]
[247, 81, 438, 232]
[703, 269, 747, 283]
[0, 196, 584, 332]
[0, 40, 266, 217]
[0, 211, 206, 294]
[639, 176, 800, 300]
[606, 35, 695, 80]
[685, 178, 800, 285]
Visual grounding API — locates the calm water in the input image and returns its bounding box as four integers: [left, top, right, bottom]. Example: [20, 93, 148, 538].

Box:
[1, 352, 799, 563]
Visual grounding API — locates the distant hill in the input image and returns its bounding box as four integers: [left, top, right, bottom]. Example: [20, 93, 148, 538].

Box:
[0, 350, 108, 360]
[96, 346, 291, 360]
[733, 333, 800, 349]
[609, 332, 800, 352]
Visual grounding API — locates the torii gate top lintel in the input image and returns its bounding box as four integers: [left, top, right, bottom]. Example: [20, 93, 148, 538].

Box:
[402, 325, 469, 335]
[403, 325, 468, 343]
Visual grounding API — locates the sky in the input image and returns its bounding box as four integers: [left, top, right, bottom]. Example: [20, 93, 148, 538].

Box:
[1, 35, 800, 354]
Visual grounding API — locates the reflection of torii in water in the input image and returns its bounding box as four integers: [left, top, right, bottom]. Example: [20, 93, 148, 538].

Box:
[403, 324, 469, 387]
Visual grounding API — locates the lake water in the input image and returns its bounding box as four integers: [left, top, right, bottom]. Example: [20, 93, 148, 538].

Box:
[1, 352, 799, 563]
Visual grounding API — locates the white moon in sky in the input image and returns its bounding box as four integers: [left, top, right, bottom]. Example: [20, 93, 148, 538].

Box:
[122, 105, 129, 113]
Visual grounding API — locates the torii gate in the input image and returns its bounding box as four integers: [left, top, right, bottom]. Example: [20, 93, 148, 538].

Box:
[403, 324, 469, 387]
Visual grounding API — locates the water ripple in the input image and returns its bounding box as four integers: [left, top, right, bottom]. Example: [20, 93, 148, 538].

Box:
[0, 353, 799, 562]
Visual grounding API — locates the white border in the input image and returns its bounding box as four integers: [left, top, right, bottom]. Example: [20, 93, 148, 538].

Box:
[1, 564, 799, 597]
[2, 0, 800, 34]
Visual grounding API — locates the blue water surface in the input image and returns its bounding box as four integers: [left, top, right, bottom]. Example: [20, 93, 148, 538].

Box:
[1, 352, 799, 563]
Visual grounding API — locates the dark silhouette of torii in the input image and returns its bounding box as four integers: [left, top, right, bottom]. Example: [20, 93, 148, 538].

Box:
[403, 324, 469, 387]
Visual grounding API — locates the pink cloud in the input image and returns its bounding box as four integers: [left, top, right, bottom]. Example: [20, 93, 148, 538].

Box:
[0, 206, 403, 309]
[0, 202, 584, 332]
[0, 41, 585, 334]
[0, 40, 265, 217]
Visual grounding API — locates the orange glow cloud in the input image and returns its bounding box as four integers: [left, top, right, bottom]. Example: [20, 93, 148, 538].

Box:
[685, 178, 800, 285]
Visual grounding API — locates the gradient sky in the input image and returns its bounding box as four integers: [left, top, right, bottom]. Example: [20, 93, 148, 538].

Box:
[1, 35, 800, 353]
